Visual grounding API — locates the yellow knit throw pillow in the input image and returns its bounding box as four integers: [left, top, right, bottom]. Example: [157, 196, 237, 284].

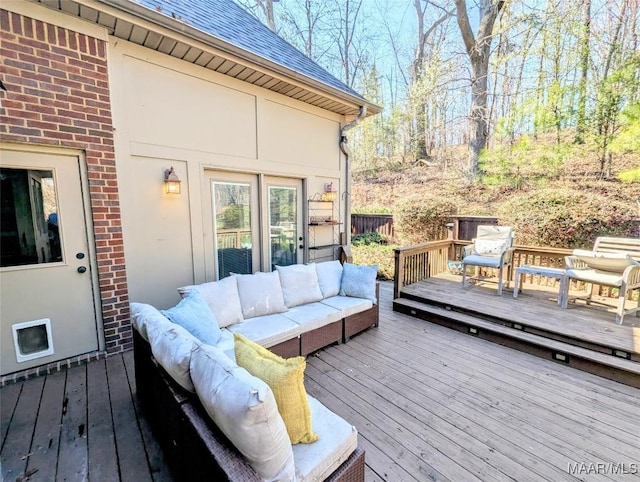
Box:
[233, 334, 318, 444]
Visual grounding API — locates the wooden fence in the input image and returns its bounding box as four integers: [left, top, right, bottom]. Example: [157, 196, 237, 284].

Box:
[351, 214, 394, 238]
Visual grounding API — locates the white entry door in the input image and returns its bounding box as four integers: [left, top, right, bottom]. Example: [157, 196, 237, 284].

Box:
[0, 148, 99, 375]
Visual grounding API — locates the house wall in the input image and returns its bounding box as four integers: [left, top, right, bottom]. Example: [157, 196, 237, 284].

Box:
[108, 39, 346, 309]
[0, 6, 130, 353]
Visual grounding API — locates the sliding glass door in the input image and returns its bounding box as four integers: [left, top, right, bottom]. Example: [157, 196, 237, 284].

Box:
[205, 171, 303, 279]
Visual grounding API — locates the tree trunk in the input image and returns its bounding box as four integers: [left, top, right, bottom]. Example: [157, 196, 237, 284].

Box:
[575, 0, 592, 144]
[455, 0, 505, 178]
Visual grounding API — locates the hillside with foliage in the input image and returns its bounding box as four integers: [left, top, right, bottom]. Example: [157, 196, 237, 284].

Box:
[236, 0, 639, 274]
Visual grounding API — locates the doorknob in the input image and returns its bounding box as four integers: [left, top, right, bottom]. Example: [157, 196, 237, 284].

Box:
[77, 266, 87, 273]
[299, 244, 304, 249]
[76, 252, 85, 259]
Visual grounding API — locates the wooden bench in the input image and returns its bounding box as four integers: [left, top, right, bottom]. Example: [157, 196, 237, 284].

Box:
[563, 237, 640, 324]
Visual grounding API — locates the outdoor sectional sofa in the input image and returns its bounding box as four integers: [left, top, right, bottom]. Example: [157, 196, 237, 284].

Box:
[130, 261, 379, 481]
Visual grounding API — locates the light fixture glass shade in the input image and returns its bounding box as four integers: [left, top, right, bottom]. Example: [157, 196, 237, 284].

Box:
[164, 167, 181, 194]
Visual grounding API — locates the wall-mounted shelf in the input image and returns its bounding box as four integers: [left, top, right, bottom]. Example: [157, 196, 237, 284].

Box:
[308, 199, 340, 263]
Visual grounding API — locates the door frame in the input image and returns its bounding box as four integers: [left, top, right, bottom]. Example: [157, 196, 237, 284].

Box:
[0, 142, 104, 351]
[202, 168, 308, 279]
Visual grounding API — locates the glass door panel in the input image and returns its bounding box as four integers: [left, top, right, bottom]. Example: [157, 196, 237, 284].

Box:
[265, 177, 303, 269]
[269, 186, 297, 268]
[212, 181, 253, 279]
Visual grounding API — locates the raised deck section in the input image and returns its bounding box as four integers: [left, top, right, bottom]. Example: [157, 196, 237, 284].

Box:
[394, 275, 640, 387]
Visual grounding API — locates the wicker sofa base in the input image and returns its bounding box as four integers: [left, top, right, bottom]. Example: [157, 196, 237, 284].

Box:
[134, 330, 365, 481]
[344, 284, 380, 341]
[301, 320, 343, 356]
[269, 336, 301, 358]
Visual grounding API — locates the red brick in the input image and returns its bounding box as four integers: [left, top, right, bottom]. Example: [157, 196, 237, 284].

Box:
[11, 13, 22, 36]
[0, 10, 10, 31]
[23, 16, 33, 38]
[20, 36, 48, 51]
[4, 58, 37, 72]
[56, 26, 67, 47]
[10, 126, 41, 136]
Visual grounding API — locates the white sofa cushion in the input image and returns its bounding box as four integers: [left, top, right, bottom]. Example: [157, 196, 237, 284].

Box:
[293, 396, 358, 482]
[314, 261, 343, 298]
[190, 344, 295, 481]
[177, 276, 244, 328]
[227, 313, 301, 348]
[236, 271, 288, 319]
[130, 302, 166, 342]
[321, 296, 373, 318]
[146, 315, 197, 393]
[276, 264, 323, 308]
[282, 302, 342, 334]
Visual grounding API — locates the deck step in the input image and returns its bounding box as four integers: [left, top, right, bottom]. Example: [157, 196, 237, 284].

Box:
[394, 297, 640, 388]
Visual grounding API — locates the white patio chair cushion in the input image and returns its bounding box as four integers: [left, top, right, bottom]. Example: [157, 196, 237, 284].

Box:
[178, 276, 244, 328]
[571, 249, 638, 273]
[314, 260, 343, 298]
[190, 343, 295, 481]
[226, 313, 301, 348]
[235, 271, 288, 319]
[474, 238, 510, 256]
[462, 254, 503, 268]
[281, 302, 342, 333]
[566, 268, 624, 287]
[276, 263, 323, 308]
[293, 396, 358, 482]
[320, 295, 373, 318]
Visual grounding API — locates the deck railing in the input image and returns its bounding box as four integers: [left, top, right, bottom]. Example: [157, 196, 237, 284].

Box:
[394, 240, 575, 298]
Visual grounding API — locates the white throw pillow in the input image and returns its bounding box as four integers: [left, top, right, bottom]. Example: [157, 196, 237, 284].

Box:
[146, 316, 197, 392]
[474, 238, 510, 256]
[190, 344, 295, 481]
[314, 261, 343, 298]
[235, 271, 288, 319]
[276, 264, 323, 308]
[178, 276, 244, 328]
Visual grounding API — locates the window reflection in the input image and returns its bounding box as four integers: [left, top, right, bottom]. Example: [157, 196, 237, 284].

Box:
[1, 168, 61, 267]
[269, 187, 297, 268]
[213, 182, 252, 279]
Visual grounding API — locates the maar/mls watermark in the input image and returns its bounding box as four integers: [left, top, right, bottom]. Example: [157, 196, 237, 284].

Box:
[568, 462, 639, 475]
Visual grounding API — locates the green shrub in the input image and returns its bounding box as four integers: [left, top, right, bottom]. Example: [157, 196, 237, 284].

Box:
[351, 243, 396, 279]
[394, 195, 457, 244]
[618, 168, 640, 183]
[352, 232, 387, 246]
[497, 188, 638, 249]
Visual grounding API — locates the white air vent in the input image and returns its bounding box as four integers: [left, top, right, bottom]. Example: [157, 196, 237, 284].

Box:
[12, 318, 54, 363]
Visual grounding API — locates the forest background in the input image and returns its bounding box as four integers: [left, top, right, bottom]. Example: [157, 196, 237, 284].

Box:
[235, 0, 640, 278]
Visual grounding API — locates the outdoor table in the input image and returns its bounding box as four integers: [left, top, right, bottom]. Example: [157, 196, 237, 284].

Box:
[513, 265, 568, 307]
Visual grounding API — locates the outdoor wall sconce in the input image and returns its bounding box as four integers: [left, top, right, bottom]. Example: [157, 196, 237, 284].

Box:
[322, 182, 337, 202]
[164, 167, 181, 194]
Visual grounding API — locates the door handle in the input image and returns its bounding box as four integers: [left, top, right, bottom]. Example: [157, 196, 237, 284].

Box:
[77, 266, 87, 274]
[299, 244, 304, 249]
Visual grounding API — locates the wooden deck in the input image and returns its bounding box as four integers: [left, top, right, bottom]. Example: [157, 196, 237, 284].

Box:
[401, 273, 640, 357]
[2, 282, 640, 481]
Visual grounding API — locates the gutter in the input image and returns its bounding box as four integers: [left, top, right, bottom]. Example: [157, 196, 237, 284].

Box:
[340, 106, 367, 247]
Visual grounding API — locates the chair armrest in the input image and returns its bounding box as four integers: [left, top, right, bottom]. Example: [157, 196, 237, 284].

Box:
[503, 247, 515, 265]
[622, 264, 640, 289]
[565, 255, 588, 269]
[463, 244, 475, 258]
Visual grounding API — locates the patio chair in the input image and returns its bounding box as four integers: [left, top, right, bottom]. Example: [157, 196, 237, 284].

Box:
[562, 237, 640, 324]
[461, 225, 515, 296]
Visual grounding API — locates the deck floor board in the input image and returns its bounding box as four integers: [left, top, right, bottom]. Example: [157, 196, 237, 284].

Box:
[1, 281, 638, 481]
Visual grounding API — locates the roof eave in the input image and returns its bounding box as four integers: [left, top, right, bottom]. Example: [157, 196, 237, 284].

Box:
[95, 0, 381, 116]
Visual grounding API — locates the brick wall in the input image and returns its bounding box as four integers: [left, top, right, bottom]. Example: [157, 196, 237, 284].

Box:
[0, 10, 131, 353]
